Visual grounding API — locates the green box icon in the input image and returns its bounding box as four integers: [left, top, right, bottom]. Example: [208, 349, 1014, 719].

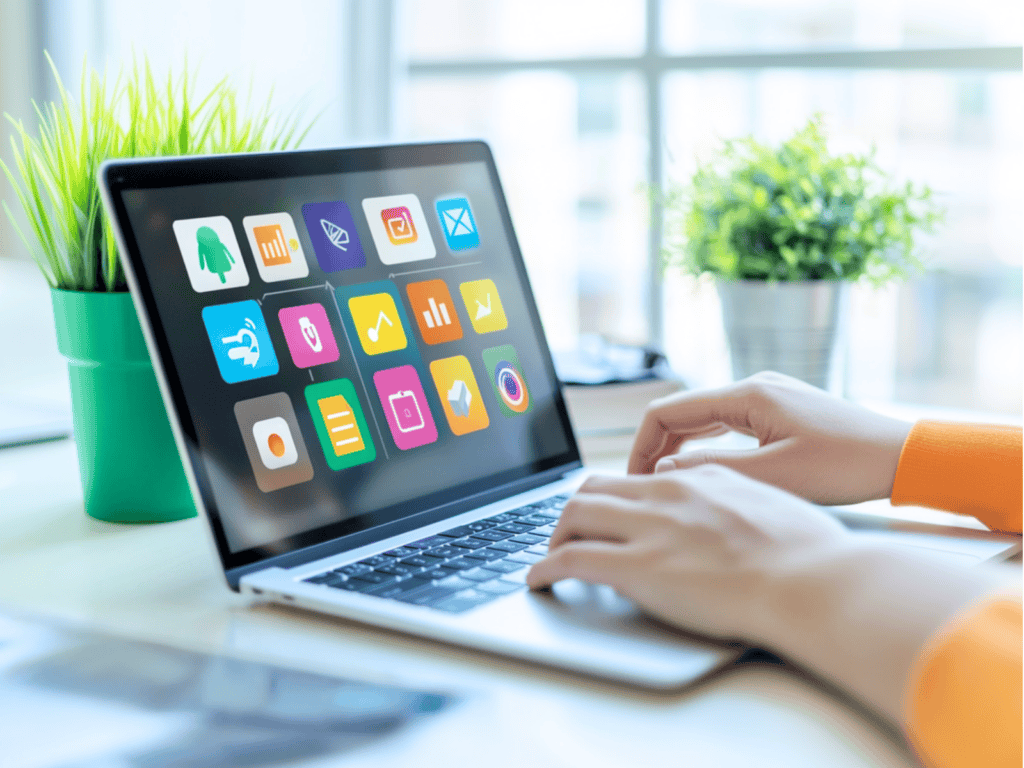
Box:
[481, 344, 532, 417]
[304, 379, 377, 470]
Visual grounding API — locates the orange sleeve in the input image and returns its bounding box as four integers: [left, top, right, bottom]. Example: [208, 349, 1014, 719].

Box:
[905, 597, 1022, 768]
[891, 421, 1023, 533]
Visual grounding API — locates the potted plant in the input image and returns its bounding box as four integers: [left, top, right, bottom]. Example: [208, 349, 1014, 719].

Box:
[662, 115, 942, 390]
[2, 58, 311, 523]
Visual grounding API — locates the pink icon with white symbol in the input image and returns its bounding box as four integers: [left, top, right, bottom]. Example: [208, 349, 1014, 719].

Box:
[373, 365, 438, 450]
[278, 303, 340, 368]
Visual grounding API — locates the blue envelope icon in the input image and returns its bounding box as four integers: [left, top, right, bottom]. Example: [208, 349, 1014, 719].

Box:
[435, 197, 480, 251]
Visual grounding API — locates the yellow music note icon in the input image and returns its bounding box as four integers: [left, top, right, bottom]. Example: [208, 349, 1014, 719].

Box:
[347, 292, 408, 355]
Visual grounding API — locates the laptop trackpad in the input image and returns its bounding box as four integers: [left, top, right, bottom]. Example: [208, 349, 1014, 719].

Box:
[458, 581, 731, 686]
[548, 580, 640, 621]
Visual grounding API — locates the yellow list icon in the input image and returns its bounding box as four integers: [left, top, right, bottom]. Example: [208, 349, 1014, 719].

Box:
[317, 393, 366, 456]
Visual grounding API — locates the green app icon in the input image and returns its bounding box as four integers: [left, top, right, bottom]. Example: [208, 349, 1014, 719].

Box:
[481, 344, 532, 417]
[304, 379, 377, 471]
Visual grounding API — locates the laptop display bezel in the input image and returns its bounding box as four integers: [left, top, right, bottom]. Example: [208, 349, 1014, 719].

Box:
[100, 141, 582, 585]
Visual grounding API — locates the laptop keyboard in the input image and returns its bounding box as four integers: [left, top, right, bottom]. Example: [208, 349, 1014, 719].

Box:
[301, 494, 569, 613]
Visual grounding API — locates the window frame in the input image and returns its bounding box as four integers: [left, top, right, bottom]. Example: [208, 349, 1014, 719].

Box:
[405, 0, 1023, 346]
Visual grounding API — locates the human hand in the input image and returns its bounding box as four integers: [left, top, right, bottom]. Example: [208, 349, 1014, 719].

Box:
[628, 371, 913, 505]
[528, 466, 850, 643]
[528, 467, 1010, 723]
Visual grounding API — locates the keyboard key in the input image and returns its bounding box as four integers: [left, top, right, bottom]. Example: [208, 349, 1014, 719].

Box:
[510, 533, 544, 545]
[437, 557, 478, 571]
[526, 545, 548, 557]
[482, 560, 526, 574]
[466, 520, 494, 531]
[412, 568, 451, 581]
[409, 535, 451, 549]
[476, 579, 526, 595]
[330, 579, 370, 592]
[460, 567, 501, 583]
[532, 525, 557, 537]
[481, 547, 514, 559]
[400, 554, 444, 568]
[483, 513, 519, 524]
[366, 578, 432, 599]
[434, 589, 500, 613]
[424, 545, 464, 559]
[383, 547, 419, 558]
[484, 540, 527, 553]
[396, 585, 462, 606]
[440, 525, 478, 538]
[520, 514, 557, 526]
[375, 562, 420, 576]
[496, 522, 536, 534]
[335, 563, 373, 577]
[537, 496, 568, 509]
[536, 501, 565, 511]
[460, 549, 498, 561]
[470, 529, 513, 542]
[348, 571, 400, 585]
[449, 537, 490, 550]
[434, 575, 477, 592]
[506, 551, 544, 565]
[357, 555, 392, 567]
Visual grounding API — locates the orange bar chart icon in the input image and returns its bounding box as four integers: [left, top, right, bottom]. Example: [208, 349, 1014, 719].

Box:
[253, 223, 293, 267]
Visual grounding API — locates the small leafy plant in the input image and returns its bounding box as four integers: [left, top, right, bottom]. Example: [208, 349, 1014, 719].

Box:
[662, 115, 943, 284]
[2, 56, 313, 292]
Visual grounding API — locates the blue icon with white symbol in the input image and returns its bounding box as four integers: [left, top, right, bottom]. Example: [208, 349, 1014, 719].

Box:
[202, 300, 279, 384]
[435, 196, 480, 252]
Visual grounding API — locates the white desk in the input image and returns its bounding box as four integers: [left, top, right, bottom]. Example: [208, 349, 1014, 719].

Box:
[0, 257, 995, 767]
[2, 438, 921, 768]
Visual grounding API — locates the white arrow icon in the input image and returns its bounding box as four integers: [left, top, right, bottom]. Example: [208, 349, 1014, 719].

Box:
[475, 293, 492, 321]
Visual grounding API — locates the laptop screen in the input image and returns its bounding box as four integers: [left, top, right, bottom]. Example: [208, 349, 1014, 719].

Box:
[102, 142, 579, 575]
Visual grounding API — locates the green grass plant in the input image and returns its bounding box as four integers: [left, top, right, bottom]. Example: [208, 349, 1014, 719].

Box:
[661, 115, 943, 284]
[2, 55, 313, 292]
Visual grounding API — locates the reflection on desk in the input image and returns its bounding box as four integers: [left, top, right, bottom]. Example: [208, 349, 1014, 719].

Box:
[1, 613, 453, 768]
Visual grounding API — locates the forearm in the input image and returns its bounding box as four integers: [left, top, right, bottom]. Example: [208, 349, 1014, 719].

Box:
[756, 542, 1013, 723]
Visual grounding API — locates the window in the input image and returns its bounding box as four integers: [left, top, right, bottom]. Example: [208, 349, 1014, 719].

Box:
[12, 0, 1021, 413]
[402, 0, 1022, 413]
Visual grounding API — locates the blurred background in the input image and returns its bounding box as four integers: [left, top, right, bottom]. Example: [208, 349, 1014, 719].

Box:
[1, 0, 1021, 414]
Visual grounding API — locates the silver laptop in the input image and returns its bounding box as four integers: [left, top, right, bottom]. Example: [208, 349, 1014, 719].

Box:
[99, 142, 739, 688]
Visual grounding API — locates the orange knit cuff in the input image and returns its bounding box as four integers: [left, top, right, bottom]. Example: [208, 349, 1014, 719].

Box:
[891, 421, 1022, 533]
[905, 596, 1022, 768]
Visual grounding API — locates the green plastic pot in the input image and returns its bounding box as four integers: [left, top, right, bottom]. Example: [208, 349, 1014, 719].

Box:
[52, 289, 197, 523]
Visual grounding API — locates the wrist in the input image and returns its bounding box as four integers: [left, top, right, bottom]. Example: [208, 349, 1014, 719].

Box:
[757, 540, 1009, 721]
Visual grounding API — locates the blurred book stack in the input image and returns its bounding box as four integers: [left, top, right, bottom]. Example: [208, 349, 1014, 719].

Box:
[554, 338, 683, 467]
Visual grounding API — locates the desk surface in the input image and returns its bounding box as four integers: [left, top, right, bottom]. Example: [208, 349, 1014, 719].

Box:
[2, 438, 919, 768]
[0, 257, 1007, 767]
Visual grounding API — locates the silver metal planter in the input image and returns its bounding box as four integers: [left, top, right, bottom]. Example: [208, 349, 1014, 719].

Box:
[716, 279, 846, 391]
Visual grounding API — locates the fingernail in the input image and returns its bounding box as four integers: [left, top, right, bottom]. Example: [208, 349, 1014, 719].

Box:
[654, 458, 675, 472]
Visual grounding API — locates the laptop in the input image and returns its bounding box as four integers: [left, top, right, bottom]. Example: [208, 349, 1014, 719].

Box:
[99, 141, 740, 688]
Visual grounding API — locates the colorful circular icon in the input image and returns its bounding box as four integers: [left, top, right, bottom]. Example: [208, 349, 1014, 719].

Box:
[493, 360, 530, 413]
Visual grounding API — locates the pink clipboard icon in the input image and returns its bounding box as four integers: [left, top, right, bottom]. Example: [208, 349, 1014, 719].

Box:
[389, 390, 425, 433]
[373, 365, 438, 450]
